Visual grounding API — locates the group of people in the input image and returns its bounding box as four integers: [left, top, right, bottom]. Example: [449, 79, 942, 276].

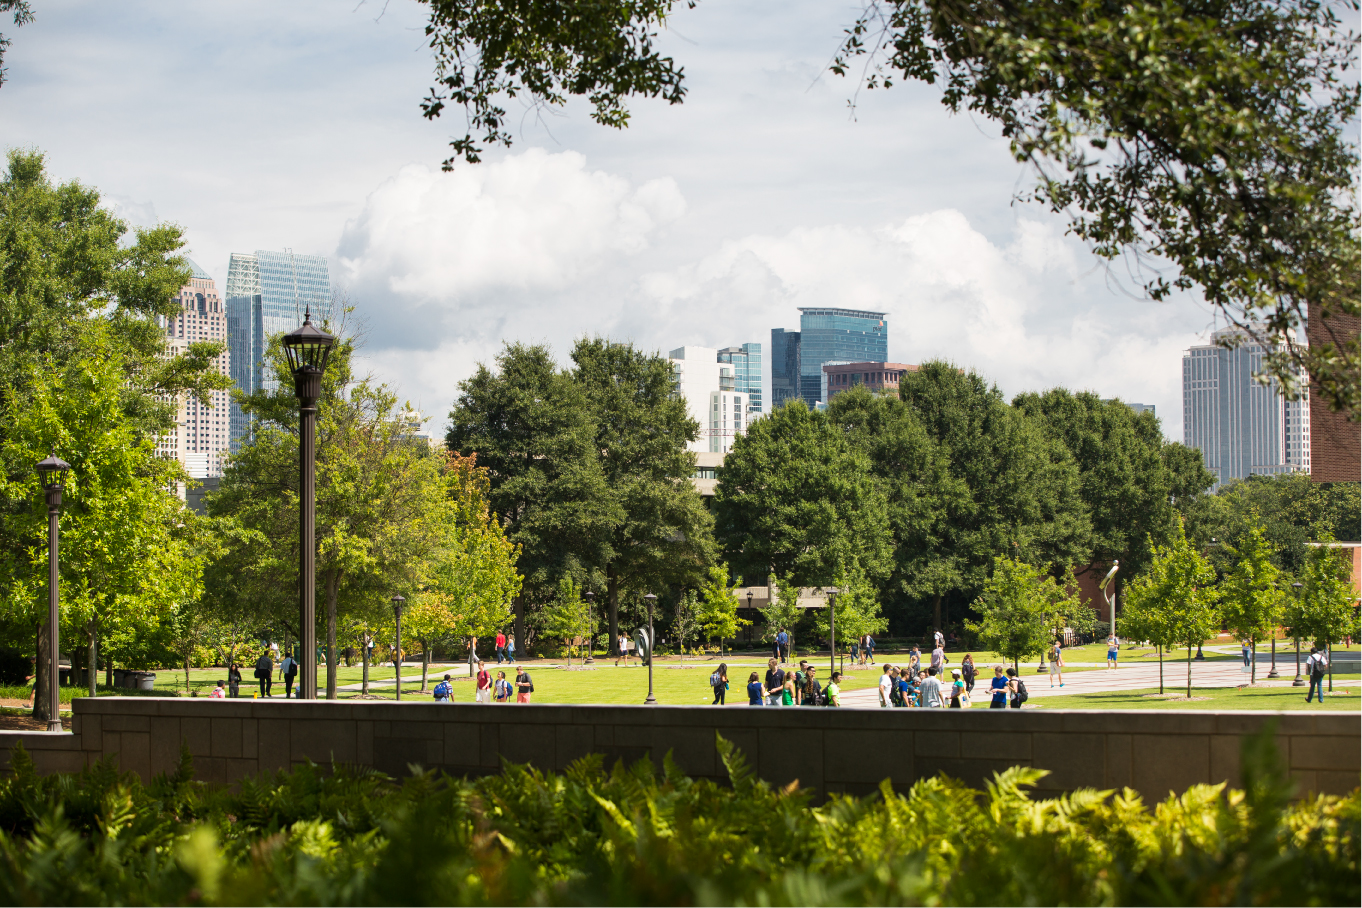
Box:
[710, 659, 846, 707]
[462, 660, 533, 703]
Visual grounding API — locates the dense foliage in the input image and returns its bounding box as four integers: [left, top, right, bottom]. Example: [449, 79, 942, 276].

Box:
[0, 731, 1355, 906]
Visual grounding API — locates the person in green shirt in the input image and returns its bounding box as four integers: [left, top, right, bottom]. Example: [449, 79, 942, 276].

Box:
[826, 672, 843, 707]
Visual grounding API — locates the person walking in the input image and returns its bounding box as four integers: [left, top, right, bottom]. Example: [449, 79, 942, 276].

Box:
[227, 662, 242, 699]
[1305, 646, 1329, 703]
[764, 659, 785, 707]
[896, 668, 912, 707]
[208, 680, 227, 699]
[494, 631, 507, 664]
[948, 668, 967, 708]
[930, 642, 947, 675]
[802, 667, 822, 706]
[781, 674, 796, 706]
[711, 663, 730, 704]
[1048, 640, 1065, 688]
[878, 663, 895, 707]
[826, 671, 843, 707]
[433, 674, 453, 703]
[775, 628, 789, 662]
[961, 654, 976, 695]
[616, 634, 629, 667]
[746, 671, 764, 706]
[514, 666, 533, 703]
[933, 629, 945, 651]
[254, 653, 273, 698]
[1240, 638, 1252, 668]
[494, 671, 512, 703]
[475, 660, 492, 703]
[908, 646, 922, 677]
[863, 634, 876, 664]
[989, 665, 1008, 709]
[1106, 634, 1119, 670]
[505, 634, 516, 663]
[280, 649, 299, 699]
[920, 666, 946, 708]
[1005, 667, 1026, 709]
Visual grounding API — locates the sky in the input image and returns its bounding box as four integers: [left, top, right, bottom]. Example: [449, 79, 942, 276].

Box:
[3, 0, 1226, 439]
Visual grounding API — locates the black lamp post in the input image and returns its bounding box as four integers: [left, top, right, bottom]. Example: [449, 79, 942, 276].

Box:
[643, 593, 657, 705]
[584, 591, 595, 664]
[282, 309, 335, 701]
[1291, 582, 1305, 687]
[1267, 583, 1281, 679]
[36, 454, 70, 733]
[826, 587, 840, 678]
[391, 594, 405, 701]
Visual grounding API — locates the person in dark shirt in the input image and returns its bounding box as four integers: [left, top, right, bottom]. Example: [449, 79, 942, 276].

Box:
[764, 659, 785, 707]
[746, 672, 764, 706]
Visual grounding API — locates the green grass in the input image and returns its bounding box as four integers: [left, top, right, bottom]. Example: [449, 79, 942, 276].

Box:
[1032, 674, 1361, 711]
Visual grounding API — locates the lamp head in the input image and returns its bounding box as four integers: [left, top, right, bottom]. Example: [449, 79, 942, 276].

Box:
[281, 312, 335, 376]
[584, 591, 594, 603]
[1099, 561, 1120, 591]
[35, 453, 71, 489]
[643, 593, 657, 603]
[390, 593, 406, 614]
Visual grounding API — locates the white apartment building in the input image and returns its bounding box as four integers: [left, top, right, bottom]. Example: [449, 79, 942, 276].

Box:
[158, 259, 232, 483]
[668, 346, 750, 454]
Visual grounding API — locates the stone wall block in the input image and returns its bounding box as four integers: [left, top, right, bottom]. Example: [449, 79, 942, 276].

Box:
[102, 715, 151, 733]
[211, 718, 243, 759]
[758, 728, 824, 793]
[1291, 735, 1362, 772]
[914, 731, 960, 759]
[444, 723, 481, 769]
[554, 724, 594, 772]
[1031, 733, 1105, 791]
[825, 731, 908, 785]
[182, 717, 212, 757]
[1132, 734, 1209, 801]
[78, 715, 101, 749]
[1104, 734, 1132, 789]
[242, 719, 258, 759]
[148, 717, 182, 776]
[290, 719, 356, 764]
[500, 724, 554, 770]
[118, 731, 151, 783]
[1314, 769, 1362, 796]
[961, 731, 1030, 762]
[257, 719, 292, 773]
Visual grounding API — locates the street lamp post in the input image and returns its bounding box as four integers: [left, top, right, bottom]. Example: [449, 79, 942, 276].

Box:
[1267, 583, 1281, 679]
[36, 455, 70, 733]
[584, 591, 595, 664]
[391, 594, 406, 701]
[1291, 582, 1305, 687]
[826, 587, 840, 678]
[643, 593, 657, 705]
[282, 309, 335, 701]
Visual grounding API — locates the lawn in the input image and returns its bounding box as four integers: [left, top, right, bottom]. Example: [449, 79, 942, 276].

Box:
[1031, 675, 1361, 711]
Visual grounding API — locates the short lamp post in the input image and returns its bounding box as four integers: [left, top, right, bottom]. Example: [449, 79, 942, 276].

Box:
[826, 587, 840, 677]
[1291, 582, 1305, 687]
[391, 594, 406, 701]
[643, 593, 657, 705]
[584, 591, 595, 664]
[36, 454, 70, 733]
[1267, 583, 1280, 678]
[282, 309, 335, 701]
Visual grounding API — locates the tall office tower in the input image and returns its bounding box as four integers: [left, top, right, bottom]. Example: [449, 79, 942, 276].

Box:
[226, 250, 332, 452]
[769, 329, 800, 410]
[1182, 327, 1310, 488]
[156, 259, 231, 478]
[717, 343, 763, 415]
[669, 346, 750, 454]
[797, 308, 888, 408]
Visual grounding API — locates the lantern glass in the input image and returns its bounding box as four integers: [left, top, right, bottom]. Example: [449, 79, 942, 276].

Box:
[282, 317, 335, 375]
[35, 454, 71, 490]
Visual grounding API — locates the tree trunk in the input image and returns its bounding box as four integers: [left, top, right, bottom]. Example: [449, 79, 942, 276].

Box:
[1186, 645, 1192, 698]
[325, 571, 341, 699]
[87, 617, 98, 698]
[421, 642, 430, 691]
[933, 594, 942, 636]
[33, 620, 50, 723]
[184, 653, 191, 693]
[1158, 644, 1164, 695]
[1250, 640, 1256, 685]
[361, 626, 370, 695]
[513, 596, 525, 662]
[105, 648, 113, 689]
[607, 565, 619, 656]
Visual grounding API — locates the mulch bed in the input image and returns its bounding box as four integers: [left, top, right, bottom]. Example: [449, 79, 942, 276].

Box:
[0, 713, 72, 731]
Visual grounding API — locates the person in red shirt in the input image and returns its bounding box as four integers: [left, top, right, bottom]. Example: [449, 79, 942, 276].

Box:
[475, 660, 492, 704]
[494, 631, 507, 664]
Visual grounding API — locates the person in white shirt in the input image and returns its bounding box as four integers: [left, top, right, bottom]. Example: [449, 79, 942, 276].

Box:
[931, 645, 946, 674]
[878, 664, 894, 708]
[920, 666, 946, 708]
[1305, 646, 1329, 704]
[933, 630, 945, 650]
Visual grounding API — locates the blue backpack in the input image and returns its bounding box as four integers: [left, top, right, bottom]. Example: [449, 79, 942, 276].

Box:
[433, 681, 451, 700]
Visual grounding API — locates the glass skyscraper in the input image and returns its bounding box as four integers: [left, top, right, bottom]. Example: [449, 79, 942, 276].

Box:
[226, 250, 332, 452]
[770, 329, 800, 410]
[797, 308, 888, 408]
[717, 343, 763, 414]
[1182, 328, 1309, 488]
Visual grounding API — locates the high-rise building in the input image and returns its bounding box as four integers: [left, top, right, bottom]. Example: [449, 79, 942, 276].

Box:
[797, 308, 888, 408]
[717, 343, 763, 415]
[1182, 327, 1309, 488]
[156, 259, 231, 479]
[823, 362, 917, 401]
[770, 329, 800, 410]
[226, 250, 332, 452]
[669, 346, 749, 454]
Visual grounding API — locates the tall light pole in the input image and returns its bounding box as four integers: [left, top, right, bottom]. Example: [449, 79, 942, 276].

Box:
[584, 591, 595, 664]
[1099, 561, 1120, 641]
[1291, 581, 1305, 687]
[282, 309, 335, 701]
[391, 594, 406, 701]
[36, 454, 70, 733]
[1267, 582, 1281, 678]
[826, 587, 840, 678]
[642, 594, 657, 705]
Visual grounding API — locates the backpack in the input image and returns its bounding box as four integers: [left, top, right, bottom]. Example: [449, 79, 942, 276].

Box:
[1310, 657, 1327, 679]
[433, 681, 451, 699]
[710, 672, 721, 688]
[1016, 679, 1029, 704]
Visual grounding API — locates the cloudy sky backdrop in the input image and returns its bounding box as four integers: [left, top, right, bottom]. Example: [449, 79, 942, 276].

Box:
[4, 0, 1224, 438]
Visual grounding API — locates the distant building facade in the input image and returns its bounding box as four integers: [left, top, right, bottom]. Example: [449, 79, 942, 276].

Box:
[226, 250, 331, 452]
[1182, 328, 1310, 488]
[796, 308, 888, 408]
[1306, 299, 1360, 482]
[717, 343, 763, 415]
[1125, 402, 1156, 416]
[770, 329, 801, 410]
[157, 259, 231, 479]
[823, 361, 918, 401]
[669, 346, 750, 454]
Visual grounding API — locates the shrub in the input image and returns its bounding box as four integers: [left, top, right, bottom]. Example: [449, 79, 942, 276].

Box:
[0, 731, 1354, 905]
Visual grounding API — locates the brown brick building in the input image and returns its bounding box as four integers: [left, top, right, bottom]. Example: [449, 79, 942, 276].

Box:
[823, 362, 918, 400]
[1307, 300, 1360, 482]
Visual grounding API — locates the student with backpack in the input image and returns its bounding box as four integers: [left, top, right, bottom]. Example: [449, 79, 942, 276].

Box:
[1005, 667, 1028, 708]
[710, 664, 729, 705]
[494, 671, 512, 703]
[825, 672, 843, 707]
[801, 667, 823, 706]
[254, 653, 274, 698]
[433, 674, 453, 702]
[514, 666, 533, 703]
[475, 661, 492, 703]
[280, 649, 298, 699]
[1305, 646, 1329, 703]
[989, 665, 1008, 709]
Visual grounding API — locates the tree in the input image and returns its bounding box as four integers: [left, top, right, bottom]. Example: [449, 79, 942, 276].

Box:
[537, 576, 594, 666]
[714, 400, 891, 590]
[966, 556, 1063, 672]
[761, 576, 806, 657]
[670, 591, 701, 661]
[570, 338, 714, 655]
[1125, 520, 1222, 697]
[447, 343, 616, 651]
[695, 564, 748, 658]
[1292, 535, 1361, 693]
[812, 563, 889, 658]
[1220, 521, 1285, 685]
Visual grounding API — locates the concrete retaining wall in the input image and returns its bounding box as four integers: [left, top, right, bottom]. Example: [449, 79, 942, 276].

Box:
[0, 699, 1356, 801]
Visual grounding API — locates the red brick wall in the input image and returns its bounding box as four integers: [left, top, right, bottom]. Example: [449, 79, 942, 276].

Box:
[1306, 300, 1360, 482]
